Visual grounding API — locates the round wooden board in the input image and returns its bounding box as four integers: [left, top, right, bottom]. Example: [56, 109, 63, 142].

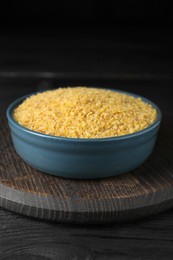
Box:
[1, 115, 173, 224]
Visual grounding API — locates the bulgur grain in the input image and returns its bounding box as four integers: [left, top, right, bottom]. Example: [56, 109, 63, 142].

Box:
[13, 87, 157, 138]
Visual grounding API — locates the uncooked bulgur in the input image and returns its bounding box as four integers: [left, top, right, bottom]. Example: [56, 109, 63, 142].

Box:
[13, 87, 157, 138]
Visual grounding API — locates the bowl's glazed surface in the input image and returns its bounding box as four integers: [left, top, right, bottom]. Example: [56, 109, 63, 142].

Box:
[6, 89, 162, 179]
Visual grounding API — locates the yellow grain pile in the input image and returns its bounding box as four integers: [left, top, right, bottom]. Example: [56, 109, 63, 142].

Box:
[13, 87, 157, 138]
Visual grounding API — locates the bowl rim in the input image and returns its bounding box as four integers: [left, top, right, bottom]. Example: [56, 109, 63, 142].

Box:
[6, 87, 162, 143]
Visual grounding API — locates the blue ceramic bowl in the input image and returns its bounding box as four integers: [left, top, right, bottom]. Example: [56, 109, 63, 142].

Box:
[6, 89, 162, 179]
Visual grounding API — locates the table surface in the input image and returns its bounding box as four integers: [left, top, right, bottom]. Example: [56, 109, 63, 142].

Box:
[0, 28, 173, 259]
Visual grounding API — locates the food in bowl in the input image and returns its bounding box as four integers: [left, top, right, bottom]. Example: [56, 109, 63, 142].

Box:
[13, 87, 157, 138]
[7, 87, 161, 179]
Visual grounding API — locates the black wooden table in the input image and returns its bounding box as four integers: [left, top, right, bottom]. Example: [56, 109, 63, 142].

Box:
[1, 28, 173, 259]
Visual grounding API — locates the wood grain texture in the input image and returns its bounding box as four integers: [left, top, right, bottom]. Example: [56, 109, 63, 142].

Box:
[1, 207, 173, 260]
[1, 114, 173, 223]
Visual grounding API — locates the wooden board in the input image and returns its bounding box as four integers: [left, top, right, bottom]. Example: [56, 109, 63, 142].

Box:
[1, 115, 173, 224]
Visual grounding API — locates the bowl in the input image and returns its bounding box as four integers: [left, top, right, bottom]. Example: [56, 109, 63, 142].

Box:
[6, 89, 162, 179]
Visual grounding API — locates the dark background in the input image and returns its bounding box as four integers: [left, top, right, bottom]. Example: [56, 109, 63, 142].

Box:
[0, 0, 172, 26]
[0, 0, 173, 76]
